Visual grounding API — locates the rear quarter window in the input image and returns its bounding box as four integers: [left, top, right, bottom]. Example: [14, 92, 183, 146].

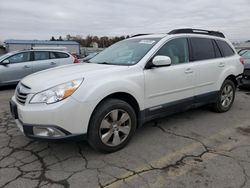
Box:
[190, 38, 215, 61]
[55, 52, 70, 58]
[216, 40, 235, 57]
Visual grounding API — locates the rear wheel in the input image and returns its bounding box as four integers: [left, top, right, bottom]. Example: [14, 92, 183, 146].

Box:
[88, 99, 137, 153]
[211, 79, 236, 113]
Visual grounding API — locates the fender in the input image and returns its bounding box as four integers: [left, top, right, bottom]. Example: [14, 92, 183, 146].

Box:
[216, 57, 240, 90]
[72, 66, 145, 111]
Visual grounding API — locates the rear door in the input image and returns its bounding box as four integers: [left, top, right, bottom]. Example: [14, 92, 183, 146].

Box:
[54, 52, 73, 65]
[33, 51, 57, 72]
[0, 52, 33, 84]
[190, 37, 223, 101]
[49, 52, 62, 66]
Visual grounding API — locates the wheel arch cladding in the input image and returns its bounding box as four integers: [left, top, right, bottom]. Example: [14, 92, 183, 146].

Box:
[87, 92, 140, 132]
[97, 92, 140, 117]
[226, 75, 237, 87]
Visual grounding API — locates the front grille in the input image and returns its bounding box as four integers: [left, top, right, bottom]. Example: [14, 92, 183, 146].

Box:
[16, 83, 31, 105]
[244, 69, 250, 77]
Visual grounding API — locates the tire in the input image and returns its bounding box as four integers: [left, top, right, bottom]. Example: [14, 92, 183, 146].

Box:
[211, 79, 236, 113]
[88, 99, 137, 153]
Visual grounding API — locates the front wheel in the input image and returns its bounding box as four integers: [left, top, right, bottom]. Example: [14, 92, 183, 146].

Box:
[88, 99, 137, 153]
[211, 79, 236, 113]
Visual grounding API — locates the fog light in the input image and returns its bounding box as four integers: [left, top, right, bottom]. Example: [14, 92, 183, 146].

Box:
[33, 127, 66, 137]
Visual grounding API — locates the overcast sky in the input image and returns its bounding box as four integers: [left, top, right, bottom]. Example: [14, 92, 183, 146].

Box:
[0, 0, 250, 41]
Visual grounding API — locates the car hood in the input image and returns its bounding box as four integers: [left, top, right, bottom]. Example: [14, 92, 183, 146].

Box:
[21, 63, 128, 93]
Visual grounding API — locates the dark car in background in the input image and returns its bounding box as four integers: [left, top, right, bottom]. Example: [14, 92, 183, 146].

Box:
[82, 52, 99, 62]
[239, 49, 250, 87]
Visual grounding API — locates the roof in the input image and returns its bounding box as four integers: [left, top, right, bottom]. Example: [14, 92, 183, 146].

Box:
[131, 33, 226, 41]
[4, 39, 79, 45]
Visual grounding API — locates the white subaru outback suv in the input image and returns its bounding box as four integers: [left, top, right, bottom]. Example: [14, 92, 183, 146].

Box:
[10, 29, 244, 153]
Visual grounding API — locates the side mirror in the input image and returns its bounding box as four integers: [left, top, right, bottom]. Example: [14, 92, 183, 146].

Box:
[1, 59, 10, 65]
[152, 56, 171, 67]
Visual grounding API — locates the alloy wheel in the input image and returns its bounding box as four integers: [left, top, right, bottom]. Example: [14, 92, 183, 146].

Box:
[221, 84, 234, 108]
[99, 109, 131, 146]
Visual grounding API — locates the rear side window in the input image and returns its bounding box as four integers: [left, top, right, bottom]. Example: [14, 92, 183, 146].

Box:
[190, 38, 215, 61]
[216, 40, 235, 57]
[34, 52, 50, 61]
[55, 52, 69, 58]
[50, 52, 57, 59]
[212, 40, 223, 58]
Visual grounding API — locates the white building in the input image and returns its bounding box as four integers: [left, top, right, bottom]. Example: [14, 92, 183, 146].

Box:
[4, 40, 80, 55]
[233, 41, 250, 50]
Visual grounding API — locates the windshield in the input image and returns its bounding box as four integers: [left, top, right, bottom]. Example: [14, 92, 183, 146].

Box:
[89, 38, 160, 65]
[0, 52, 15, 61]
[242, 50, 250, 59]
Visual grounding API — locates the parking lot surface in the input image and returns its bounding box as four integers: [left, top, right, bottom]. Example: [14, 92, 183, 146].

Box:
[0, 87, 250, 188]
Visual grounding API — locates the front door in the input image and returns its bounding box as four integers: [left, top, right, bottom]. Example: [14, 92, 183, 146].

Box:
[144, 38, 195, 118]
[0, 52, 33, 84]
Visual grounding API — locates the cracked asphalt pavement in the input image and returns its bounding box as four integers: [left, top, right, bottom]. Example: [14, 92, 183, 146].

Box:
[1, 86, 250, 188]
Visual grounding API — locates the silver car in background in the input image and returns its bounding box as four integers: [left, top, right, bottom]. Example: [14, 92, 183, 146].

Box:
[0, 50, 79, 86]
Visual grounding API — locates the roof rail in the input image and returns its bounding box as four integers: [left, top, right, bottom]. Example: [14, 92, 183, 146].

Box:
[168, 28, 225, 38]
[131, 34, 152, 38]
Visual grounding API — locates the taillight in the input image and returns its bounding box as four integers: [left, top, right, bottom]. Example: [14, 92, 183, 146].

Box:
[240, 57, 244, 65]
[73, 55, 79, 64]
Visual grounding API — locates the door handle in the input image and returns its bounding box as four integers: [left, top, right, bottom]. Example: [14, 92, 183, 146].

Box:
[50, 62, 56, 65]
[184, 68, 193, 74]
[23, 65, 30, 69]
[218, 62, 225, 67]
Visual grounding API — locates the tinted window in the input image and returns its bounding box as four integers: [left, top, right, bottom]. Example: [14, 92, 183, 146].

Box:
[7, 52, 30, 64]
[34, 52, 50, 61]
[216, 40, 235, 57]
[55, 52, 69, 58]
[155, 38, 189, 64]
[213, 40, 222, 58]
[190, 38, 215, 61]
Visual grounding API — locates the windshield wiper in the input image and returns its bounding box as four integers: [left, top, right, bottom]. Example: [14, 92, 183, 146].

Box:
[96, 62, 112, 65]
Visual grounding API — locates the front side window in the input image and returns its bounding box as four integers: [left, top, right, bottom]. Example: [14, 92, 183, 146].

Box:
[216, 40, 235, 57]
[155, 38, 189, 64]
[90, 38, 160, 65]
[34, 51, 49, 61]
[6, 52, 30, 64]
[190, 38, 215, 61]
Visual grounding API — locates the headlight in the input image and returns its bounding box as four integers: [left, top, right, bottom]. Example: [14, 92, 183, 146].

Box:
[30, 78, 83, 104]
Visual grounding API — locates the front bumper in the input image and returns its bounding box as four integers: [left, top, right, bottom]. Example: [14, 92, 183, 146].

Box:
[9, 97, 93, 141]
[15, 119, 86, 141]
